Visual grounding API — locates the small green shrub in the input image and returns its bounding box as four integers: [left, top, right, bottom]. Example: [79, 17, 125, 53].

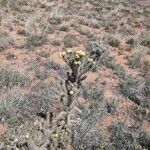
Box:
[63, 34, 78, 48]
[103, 35, 120, 47]
[107, 99, 118, 114]
[128, 48, 149, 69]
[120, 76, 149, 107]
[108, 123, 143, 150]
[25, 11, 49, 48]
[118, 25, 135, 36]
[138, 32, 150, 48]
[52, 39, 62, 46]
[0, 31, 14, 51]
[49, 8, 63, 25]
[46, 60, 61, 70]
[37, 51, 50, 58]
[76, 27, 94, 38]
[0, 88, 32, 127]
[82, 85, 102, 101]
[0, 66, 30, 89]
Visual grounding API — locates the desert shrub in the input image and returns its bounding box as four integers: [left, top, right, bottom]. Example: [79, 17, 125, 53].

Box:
[0, 66, 30, 89]
[0, 87, 32, 127]
[46, 60, 61, 70]
[26, 81, 64, 113]
[82, 85, 102, 101]
[141, 55, 150, 80]
[36, 51, 49, 58]
[63, 34, 78, 48]
[81, 18, 100, 28]
[86, 41, 107, 70]
[0, 0, 8, 7]
[59, 20, 73, 31]
[118, 25, 135, 36]
[128, 48, 149, 69]
[104, 22, 118, 33]
[0, 30, 14, 51]
[72, 96, 106, 150]
[107, 99, 118, 114]
[49, 8, 63, 25]
[25, 11, 49, 47]
[120, 76, 150, 108]
[137, 32, 150, 48]
[4, 52, 16, 60]
[34, 68, 48, 80]
[126, 38, 135, 47]
[103, 35, 120, 47]
[52, 38, 62, 46]
[97, 54, 125, 79]
[108, 123, 143, 150]
[76, 26, 94, 38]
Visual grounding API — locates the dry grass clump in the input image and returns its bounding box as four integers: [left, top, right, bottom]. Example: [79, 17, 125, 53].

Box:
[0, 87, 32, 127]
[0, 66, 30, 89]
[120, 75, 150, 108]
[25, 10, 49, 47]
[63, 34, 78, 48]
[128, 47, 149, 70]
[0, 30, 14, 51]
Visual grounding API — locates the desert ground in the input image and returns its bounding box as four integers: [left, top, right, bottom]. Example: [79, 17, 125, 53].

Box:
[0, 0, 149, 149]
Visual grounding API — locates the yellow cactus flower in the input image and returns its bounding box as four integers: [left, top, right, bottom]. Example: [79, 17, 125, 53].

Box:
[53, 134, 58, 138]
[76, 50, 86, 56]
[69, 90, 74, 95]
[66, 49, 72, 53]
[75, 54, 80, 58]
[74, 61, 81, 65]
[88, 58, 94, 62]
[25, 132, 30, 139]
[59, 52, 66, 58]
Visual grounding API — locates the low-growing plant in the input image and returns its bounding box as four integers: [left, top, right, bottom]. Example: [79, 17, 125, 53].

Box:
[76, 26, 95, 38]
[120, 75, 149, 107]
[82, 85, 102, 101]
[52, 38, 62, 46]
[108, 122, 143, 150]
[49, 8, 63, 25]
[46, 60, 61, 70]
[63, 34, 78, 48]
[118, 25, 135, 36]
[128, 48, 149, 69]
[4, 52, 16, 60]
[86, 41, 107, 71]
[103, 34, 120, 47]
[0, 87, 32, 127]
[107, 99, 118, 114]
[0, 30, 14, 51]
[34, 68, 48, 80]
[0, 66, 30, 89]
[36, 51, 50, 58]
[137, 32, 150, 48]
[25, 11, 49, 48]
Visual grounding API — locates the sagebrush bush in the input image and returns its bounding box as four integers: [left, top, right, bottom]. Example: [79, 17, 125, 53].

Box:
[120, 76, 150, 108]
[0, 30, 14, 51]
[128, 48, 149, 69]
[108, 122, 143, 150]
[137, 32, 150, 48]
[103, 34, 120, 47]
[25, 10, 49, 47]
[0, 66, 30, 89]
[0, 87, 32, 127]
[63, 35, 78, 48]
[49, 8, 63, 25]
[86, 40, 107, 70]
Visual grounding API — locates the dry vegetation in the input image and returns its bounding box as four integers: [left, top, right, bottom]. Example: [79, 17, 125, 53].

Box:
[0, 0, 150, 149]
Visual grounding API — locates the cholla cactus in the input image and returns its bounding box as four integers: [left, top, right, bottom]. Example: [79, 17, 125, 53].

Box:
[60, 49, 94, 107]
